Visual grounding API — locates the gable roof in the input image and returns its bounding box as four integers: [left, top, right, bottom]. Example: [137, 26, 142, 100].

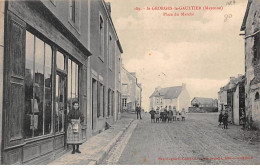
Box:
[192, 97, 214, 105]
[149, 86, 182, 99]
[241, 0, 253, 31]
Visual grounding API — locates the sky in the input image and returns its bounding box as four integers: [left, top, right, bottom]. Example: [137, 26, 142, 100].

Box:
[107, 0, 248, 111]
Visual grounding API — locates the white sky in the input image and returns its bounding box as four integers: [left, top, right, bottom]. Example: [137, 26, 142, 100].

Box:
[108, 0, 248, 111]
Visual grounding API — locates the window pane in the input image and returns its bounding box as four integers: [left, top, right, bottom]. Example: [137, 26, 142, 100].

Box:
[56, 75, 65, 133]
[67, 59, 72, 114]
[24, 31, 34, 139]
[55, 75, 59, 132]
[34, 37, 44, 137]
[56, 51, 64, 70]
[44, 44, 52, 134]
[75, 64, 78, 99]
[72, 62, 76, 99]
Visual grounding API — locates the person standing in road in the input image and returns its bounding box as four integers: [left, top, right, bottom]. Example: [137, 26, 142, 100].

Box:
[136, 104, 142, 120]
[149, 107, 156, 123]
[181, 108, 186, 121]
[222, 110, 228, 129]
[172, 107, 177, 121]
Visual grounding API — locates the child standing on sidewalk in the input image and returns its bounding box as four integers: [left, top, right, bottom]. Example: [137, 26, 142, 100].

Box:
[67, 101, 84, 154]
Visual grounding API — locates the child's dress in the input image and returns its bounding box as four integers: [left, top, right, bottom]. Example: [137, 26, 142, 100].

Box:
[67, 109, 84, 145]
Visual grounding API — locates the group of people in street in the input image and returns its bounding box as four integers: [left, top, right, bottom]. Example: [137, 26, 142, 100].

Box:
[218, 107, 248, 130]
[149, 106, 186, 123]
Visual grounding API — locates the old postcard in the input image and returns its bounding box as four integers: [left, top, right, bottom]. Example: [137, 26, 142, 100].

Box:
[0, 0, 259, 165]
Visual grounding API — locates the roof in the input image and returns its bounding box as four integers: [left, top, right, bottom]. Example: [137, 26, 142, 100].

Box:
[149, 86, 182, 99]
[192, 97, 214, 105]
[241, 0, 252, 31]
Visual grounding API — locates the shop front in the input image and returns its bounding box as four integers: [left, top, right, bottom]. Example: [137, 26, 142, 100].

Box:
[1, 1, 91, 164]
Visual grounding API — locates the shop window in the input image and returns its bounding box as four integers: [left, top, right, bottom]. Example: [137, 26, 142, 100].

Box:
[24, 31, 53, 138]
[56, 51, 65, 70]
[256, 92, 259, 100]
[67, 59, 79, 115]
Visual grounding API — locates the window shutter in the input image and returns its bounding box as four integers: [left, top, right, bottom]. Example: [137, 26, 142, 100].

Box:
[3, 11, 26, 148]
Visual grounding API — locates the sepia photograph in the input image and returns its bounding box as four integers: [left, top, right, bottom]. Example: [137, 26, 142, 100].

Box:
[0, 0, 259, 165]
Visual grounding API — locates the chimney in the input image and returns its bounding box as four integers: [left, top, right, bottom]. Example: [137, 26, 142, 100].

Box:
[155, 86, 161, 92]
[105, 2, 111, 15]
[230, 77, 236, 84]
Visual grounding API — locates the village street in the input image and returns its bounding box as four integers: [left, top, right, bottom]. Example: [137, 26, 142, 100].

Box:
[102, 112, 260, 165]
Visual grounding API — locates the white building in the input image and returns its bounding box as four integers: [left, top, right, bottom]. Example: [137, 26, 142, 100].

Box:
[149, 84, 190, 112]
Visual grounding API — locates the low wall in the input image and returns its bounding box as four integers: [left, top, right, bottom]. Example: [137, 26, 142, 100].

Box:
[188, 107, 218, 113]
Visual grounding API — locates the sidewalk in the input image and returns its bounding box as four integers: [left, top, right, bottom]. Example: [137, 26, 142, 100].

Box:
[48, 116, 134, 165]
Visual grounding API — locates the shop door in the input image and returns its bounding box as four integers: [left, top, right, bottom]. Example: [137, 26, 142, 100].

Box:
[55, 74, 66, 133]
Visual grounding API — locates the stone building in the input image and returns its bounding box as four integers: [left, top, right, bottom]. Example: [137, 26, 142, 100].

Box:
[218, 75, 245, 124]
[149, 84, 190, 112]
[121, 66, 142, 112]
[89, 1, 123, 135]
[0, 0, 122, 164]
[191, 97, 218, 108]
[240, 0, 260, 128]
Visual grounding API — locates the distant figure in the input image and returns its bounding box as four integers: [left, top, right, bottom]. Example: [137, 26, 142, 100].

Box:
[176, 111, 181, 121]
[222, 110, 228, 129]
[149, 108, 156, 123]
[155, 108, 160, 123]
[136, 104, 142, 120]
[218, 111, 223, 125]
[240, 109, 246, 129]
[173, 107, 177, 121]
[181, 108, 186, 121]
[168, 106, 173, 123]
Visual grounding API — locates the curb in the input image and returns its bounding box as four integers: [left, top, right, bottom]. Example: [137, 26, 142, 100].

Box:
[89, 119, 134, 165]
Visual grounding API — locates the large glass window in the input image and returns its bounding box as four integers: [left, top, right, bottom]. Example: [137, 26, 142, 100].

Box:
[24, 31, 53, 138]
[67, 58, 79, 115]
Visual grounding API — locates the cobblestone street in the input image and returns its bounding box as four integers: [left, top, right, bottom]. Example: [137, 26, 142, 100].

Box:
[102, 112, 260, 165]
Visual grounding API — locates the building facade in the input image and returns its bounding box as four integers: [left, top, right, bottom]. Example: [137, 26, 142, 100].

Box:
[89, 0, 123, 135]
[218, 75, 245, 124]
[121, 67, 142, 112]
[149, 84, 190, 112]
[241, 0, 260, 128]
[191, 97, 218, 108]
[0, 0, 122, 164]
